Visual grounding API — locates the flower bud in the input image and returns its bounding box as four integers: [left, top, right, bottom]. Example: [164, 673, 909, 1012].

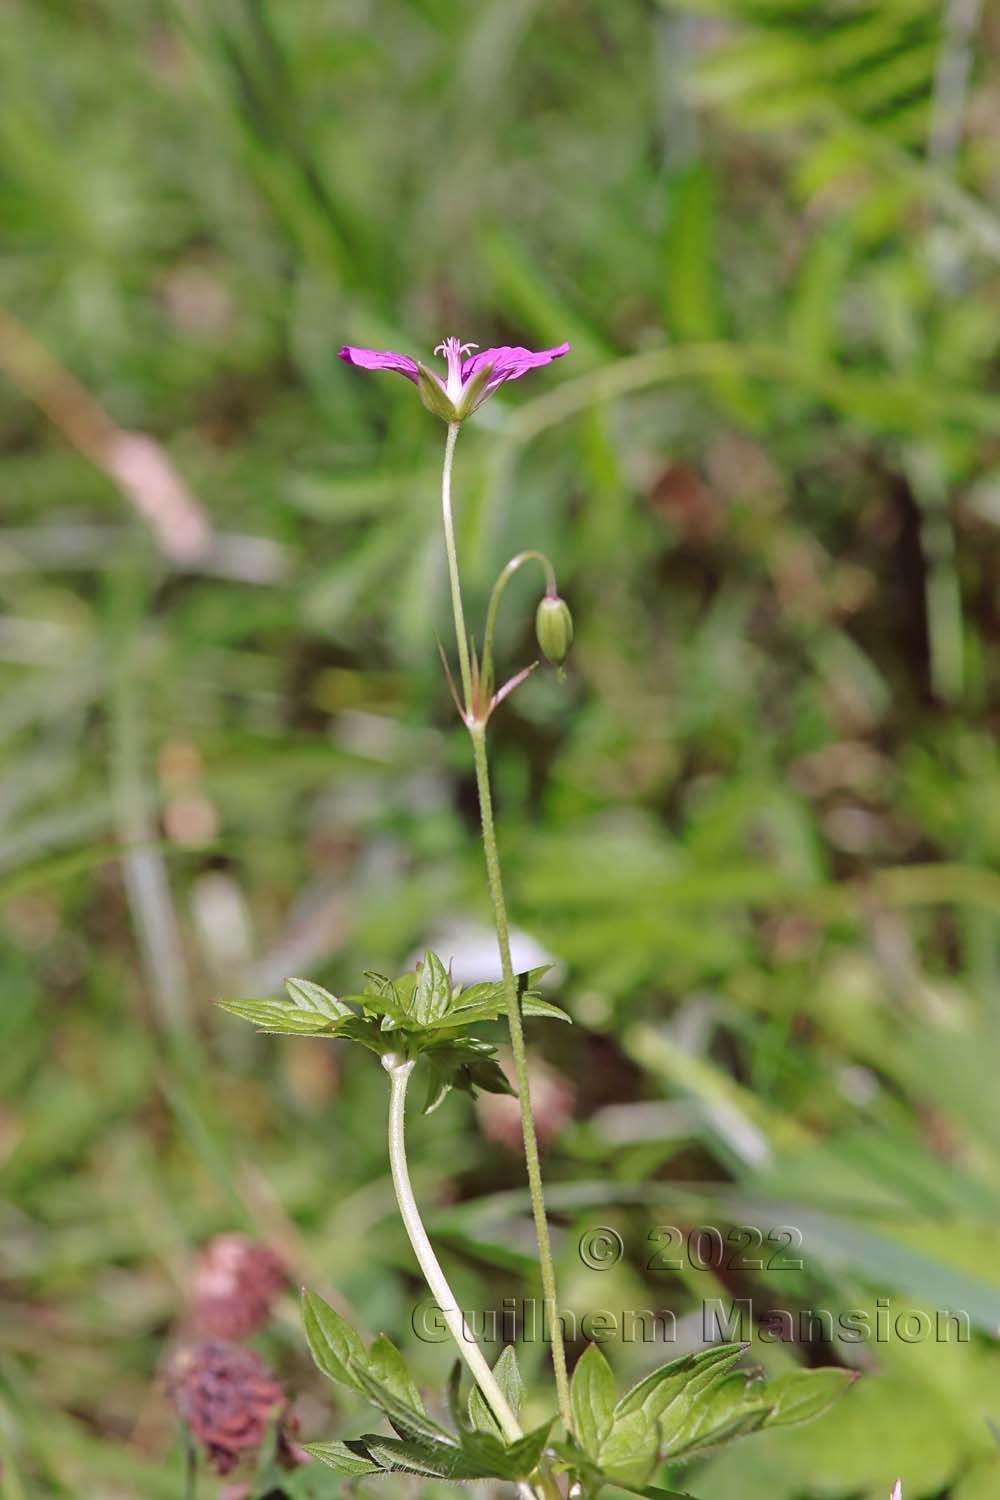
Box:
[535, 593, 573, 666]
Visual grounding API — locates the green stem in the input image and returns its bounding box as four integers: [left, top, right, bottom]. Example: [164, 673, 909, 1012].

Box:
[468, 725, 573, 1433]
[441, 421, 473, 713]
[383, 1055, 522, 1443]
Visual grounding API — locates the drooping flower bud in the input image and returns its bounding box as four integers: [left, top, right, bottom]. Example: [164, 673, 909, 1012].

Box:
[535, 593, 574, 667]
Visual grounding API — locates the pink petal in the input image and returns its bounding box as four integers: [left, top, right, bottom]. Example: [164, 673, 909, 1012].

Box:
[462, 342, 570, 384]
[338, 346, 420, 383]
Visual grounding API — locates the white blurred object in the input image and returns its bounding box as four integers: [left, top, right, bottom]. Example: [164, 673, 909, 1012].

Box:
[191, 872, 254, 975]
[105, 431, 212, 564]
[410, 917, 562, 987]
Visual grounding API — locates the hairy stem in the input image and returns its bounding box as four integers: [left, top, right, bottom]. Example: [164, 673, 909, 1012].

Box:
[383, 1055, 522, 1443]
[468, 727, 572, 1432]
[438, 427, 572, 1433]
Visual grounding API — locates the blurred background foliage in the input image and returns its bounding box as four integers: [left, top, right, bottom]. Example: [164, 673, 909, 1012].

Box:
[3, 0, 1000, 1495]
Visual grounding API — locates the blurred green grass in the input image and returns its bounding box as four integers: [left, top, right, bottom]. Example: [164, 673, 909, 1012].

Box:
[3, 1, 1000, 1496]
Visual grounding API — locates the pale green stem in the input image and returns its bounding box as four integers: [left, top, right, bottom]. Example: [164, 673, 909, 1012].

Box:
[482, 549, 556, 698]
[382, 1055, 523, 1444]
[441, 421, 473, 713]
[468, 725, 573, 1433]
[438, 427, 573, 1432]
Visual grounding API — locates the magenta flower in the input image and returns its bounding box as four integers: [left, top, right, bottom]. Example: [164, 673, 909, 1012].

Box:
[338, 336, 570, 422]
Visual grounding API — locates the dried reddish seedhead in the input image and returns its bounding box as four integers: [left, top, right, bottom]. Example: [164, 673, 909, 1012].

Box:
[193, 1234, 288, 1340]
[168, 1341, 285, 1475]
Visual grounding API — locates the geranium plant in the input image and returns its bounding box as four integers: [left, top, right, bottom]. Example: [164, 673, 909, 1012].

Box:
[216, 335, 859, 1499]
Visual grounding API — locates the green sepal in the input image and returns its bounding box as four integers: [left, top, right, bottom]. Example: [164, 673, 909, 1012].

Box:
[453, 359, 496, 420]
[417, 363, 460, 422]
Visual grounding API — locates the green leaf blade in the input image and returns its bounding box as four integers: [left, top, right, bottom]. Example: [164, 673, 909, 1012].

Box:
[367, 1333, 426, 1414]
[615, 1341, 747, 1425]
[285, 976, 353, 1020]
[760, 1366, 856, 1429]
[351, 1362, 455, 1445]
[571, 1343, 617, 1460]
[216, 997, 338, 1036]
[468, 1346, 523, 1435]
[598, 1408, 660, 1489]
[505, 1419, 555, 1478]
[305, 1439, 383, 1476]
[301, 1290, 367, 1390]
[362, 1435, 488, 1480]
[411, 950, 452, 1026]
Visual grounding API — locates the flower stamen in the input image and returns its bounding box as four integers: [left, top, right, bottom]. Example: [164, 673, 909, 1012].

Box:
[432, 336, 467, 403]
